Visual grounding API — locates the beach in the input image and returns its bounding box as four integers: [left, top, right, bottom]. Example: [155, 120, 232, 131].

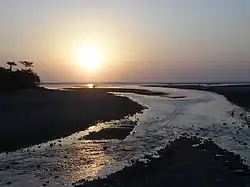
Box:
[1, 1, 249, 186]
[1, 85, 250, 187]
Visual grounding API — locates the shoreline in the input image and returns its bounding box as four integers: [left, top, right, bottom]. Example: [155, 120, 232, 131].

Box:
[0, 89, 145, 152]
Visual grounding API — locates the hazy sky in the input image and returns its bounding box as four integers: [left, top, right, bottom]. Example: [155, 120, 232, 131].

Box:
[0, 0, 250, 82]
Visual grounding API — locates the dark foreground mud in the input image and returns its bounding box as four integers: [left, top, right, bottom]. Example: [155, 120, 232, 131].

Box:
[77, 137, 250, 187]
[0, 89, 145, 152]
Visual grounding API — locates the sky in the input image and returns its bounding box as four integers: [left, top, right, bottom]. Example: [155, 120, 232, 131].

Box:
[0, 0, 250, 82]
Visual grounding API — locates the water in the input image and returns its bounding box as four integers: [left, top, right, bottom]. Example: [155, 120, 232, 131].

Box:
[0, 85, 249, 186]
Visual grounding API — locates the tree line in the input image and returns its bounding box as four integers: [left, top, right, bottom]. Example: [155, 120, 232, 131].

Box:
[0, 61, 40, 90]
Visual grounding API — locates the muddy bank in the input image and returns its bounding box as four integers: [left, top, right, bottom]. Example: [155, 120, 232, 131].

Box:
[83, 127, 133, 140]
[208, 86, 250, 110]
[77, 136, 250, 187]
[82, 120, 138, 140]
[143, 84, 250, 109]
[0, 89, 145, 152]
[67, 87, 168, 96]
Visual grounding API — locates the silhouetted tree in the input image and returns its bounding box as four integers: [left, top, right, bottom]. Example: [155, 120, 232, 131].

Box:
[13, 69, 40, 88]
[19, 61, 34, 70]
[6, 61, 17, 71]
[0, 61, 40, 90]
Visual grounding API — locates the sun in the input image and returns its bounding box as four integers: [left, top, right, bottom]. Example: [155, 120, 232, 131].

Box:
[76, 45, 104, 73]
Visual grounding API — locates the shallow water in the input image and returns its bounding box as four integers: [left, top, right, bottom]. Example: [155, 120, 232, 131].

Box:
[0, 86, 249, 187]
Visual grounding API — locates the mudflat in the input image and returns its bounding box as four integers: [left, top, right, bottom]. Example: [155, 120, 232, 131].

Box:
[75, 85, 250, 187]
[78, 137, 250, 187]
[67, 87, 167, 96]
[0, 89, 144, 152]
[143, 84, 250, 109]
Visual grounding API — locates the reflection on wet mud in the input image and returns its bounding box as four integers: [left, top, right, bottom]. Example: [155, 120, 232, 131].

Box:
[0, 112, 142, 187]
[67, 142, 114, 181]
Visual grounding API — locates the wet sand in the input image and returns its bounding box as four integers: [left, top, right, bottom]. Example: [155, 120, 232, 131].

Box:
[0, 89, 145, 152]
[77, 137, 250, 187]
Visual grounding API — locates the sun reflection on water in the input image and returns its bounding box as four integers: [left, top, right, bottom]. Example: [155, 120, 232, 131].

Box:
[87, 84, 95, 88]
[66, 141, 115, 181]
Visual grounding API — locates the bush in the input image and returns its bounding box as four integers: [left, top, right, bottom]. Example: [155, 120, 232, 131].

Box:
[0, 63, 40, 90]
